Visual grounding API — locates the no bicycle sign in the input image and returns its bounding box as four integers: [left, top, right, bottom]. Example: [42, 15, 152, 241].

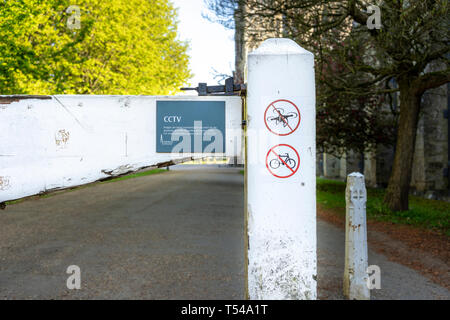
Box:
[264, 99, 301, 136]
[265, 144, 300, 179]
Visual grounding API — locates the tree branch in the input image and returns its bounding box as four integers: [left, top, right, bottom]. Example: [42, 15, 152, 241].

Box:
[414, 68, 450, 95]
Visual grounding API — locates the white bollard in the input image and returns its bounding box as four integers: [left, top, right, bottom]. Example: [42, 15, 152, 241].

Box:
[246, 38, 316, 299]
[344, 172, 370, 300]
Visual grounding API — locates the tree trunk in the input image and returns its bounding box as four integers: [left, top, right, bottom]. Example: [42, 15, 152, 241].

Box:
[234, 1, 247, 84]
[384, 78, 422, 211]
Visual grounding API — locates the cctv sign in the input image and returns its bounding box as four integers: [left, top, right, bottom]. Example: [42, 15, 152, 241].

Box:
[156, 100, 226, 153]
[163, 115, 182, 123]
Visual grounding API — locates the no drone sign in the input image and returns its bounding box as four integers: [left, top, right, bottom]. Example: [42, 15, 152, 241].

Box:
[264, 99, 301, 136]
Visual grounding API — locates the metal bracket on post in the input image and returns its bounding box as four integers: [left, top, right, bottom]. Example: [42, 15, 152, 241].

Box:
[181, 77, 246, 96]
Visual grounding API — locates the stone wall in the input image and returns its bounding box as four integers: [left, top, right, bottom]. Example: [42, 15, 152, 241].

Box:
[322, 153, 341, 178]
[411, 81, 449, 194]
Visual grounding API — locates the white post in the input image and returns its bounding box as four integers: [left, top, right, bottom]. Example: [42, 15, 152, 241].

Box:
[344, 172, 370, 300]
[246, 38, 316, 299]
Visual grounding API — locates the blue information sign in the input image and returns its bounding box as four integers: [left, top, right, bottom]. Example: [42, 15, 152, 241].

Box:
[156, 100, 226, 153]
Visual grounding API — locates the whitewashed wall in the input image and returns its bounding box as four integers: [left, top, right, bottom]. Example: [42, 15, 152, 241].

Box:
[246, 38, 317, 299]
[0, 95, 242, 202]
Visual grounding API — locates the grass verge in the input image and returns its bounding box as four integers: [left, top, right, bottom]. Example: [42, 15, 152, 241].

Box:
[101, 168, 167, 183]
[317, 178, 450, 237]
[239, 171, 449, 236]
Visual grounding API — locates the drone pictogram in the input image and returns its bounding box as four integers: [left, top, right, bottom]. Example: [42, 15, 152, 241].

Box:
[264, 99, 301, 136]
[266, 107, 298, 128]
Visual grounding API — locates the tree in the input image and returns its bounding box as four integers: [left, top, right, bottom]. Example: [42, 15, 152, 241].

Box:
[0, 0, 191, 95]
[207, 0, 449, 211]
[315, 29, 398, 157]
[206, 0, 398, 156]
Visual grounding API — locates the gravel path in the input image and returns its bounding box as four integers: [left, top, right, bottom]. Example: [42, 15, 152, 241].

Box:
[317, 219, 449, 300]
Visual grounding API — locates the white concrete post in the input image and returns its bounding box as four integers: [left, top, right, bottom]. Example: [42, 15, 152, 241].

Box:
[344, 172, 370, 300]
[246, 38, 316, 299]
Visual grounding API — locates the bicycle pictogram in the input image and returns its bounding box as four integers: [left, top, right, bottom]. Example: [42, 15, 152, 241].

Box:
[264, 99, 301, 136]
[266, 144, 300, 178]
[269, 153, 296, 170]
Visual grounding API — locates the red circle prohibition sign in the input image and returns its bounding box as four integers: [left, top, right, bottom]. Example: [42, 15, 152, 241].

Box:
[266, 144, 300, 178]
[264, 99, 301, 136]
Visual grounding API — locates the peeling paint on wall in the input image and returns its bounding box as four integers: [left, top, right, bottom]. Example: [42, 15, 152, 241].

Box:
[119, 97, 131, 108]
[102, 164, 133, 176]
[0, 95, 51, 104]
[0, 176, 11, 191]
[55, 129, 70, 148]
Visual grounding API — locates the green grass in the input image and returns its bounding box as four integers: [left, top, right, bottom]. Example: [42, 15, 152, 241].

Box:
[317, 178, 450, 236]
[101, 168, 167, 183]
[5, 168, 167, 206]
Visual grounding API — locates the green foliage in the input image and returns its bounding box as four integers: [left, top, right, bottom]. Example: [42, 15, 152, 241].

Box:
[0, 0, 191, 94]
[317, 178, 450, 236]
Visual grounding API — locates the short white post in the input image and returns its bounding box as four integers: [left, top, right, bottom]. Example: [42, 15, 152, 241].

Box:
[344, 172, 370, 300]
[246, 38, 316, 299]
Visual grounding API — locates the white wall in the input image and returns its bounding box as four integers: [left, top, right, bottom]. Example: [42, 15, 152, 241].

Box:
[0, 95, 242, 202]
[246, 38, 317, 299]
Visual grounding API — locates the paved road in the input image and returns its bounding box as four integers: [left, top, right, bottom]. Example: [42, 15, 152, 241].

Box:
[1, 166, 244, 299]
[0, 166, 448, 299]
